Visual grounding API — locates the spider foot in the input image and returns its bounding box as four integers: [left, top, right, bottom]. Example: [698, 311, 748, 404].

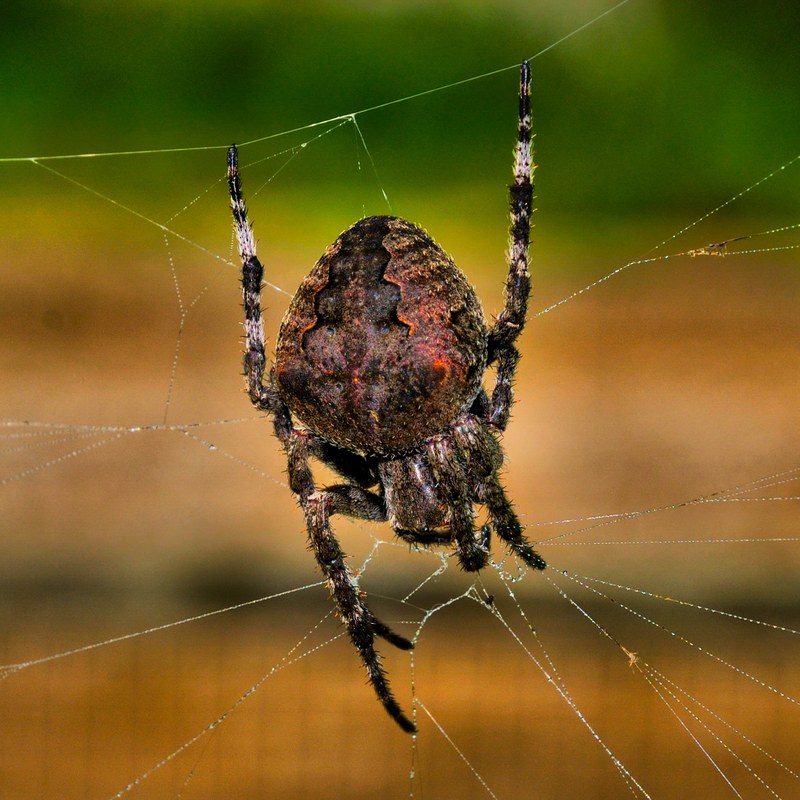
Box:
[358, 622, 416, 734]
[457, 539, 490, 572]
[490, 513, 546, 571]
[517, 544, 547, 571]
[372, 618, 414, 651]
[371, 682, 415, 734]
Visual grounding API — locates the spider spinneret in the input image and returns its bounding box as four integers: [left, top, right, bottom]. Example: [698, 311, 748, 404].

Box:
[227, 60, 543, 734]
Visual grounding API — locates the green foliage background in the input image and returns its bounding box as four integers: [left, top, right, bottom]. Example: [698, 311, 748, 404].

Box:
[3, 0, 799, 213]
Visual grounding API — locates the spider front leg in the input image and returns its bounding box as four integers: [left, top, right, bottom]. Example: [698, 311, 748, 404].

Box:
[288, 431, 416, 734]
[228, 144, 283, 414]
[488, 345, 519, 430]
[487, 61, 534, 430]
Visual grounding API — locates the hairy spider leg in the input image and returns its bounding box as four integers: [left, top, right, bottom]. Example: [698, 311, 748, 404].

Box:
[287, 431, 416, 733]
[452, 416, 546, 570]
[228, 146, 283, 415]
[228, 144, 416, 733]
[475, 60, 545, 570]
[488, 346, 519, 429]
[426, 433, 490, 571]
[487, 59, 534, 429]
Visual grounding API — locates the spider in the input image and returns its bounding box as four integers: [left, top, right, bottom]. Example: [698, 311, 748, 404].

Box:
[226, 60, 544, 734]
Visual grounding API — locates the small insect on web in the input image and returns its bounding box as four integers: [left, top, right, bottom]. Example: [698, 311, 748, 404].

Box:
[226, 59, 545, 734]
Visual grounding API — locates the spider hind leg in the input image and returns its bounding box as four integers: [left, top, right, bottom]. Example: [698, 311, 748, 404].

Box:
[305, 490, 416, 733]
[288, 432, 415, 732]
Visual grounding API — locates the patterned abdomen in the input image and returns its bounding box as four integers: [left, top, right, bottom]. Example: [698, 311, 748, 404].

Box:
[275, 216, 488, 455]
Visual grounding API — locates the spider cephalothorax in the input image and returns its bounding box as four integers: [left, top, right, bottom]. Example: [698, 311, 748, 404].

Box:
[228, 61, 544, 734]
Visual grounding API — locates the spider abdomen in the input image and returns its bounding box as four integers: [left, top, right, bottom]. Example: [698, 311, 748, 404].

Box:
[275, 216, 488, 455]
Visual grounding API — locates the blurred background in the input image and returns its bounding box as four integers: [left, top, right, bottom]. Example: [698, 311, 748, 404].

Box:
[1, 1, 799, 798]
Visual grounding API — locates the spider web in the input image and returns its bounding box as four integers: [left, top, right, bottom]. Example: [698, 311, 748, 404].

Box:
[2, 2, 800, 798]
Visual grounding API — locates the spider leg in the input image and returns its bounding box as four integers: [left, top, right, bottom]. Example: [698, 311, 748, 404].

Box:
[395, 528, 453, 546]
[323, 484, 386, 522]
[487, 345, 519, 430]
[453, 416, 546, 571]
[305, 491, 415, 733]
[427, 435, 488, 572]
[476, 472, 546, 570]
[469, 387, 491, 418]
[314, 441, 380, 488]
[287, 430, 416, 733]
[228, 144, 283, 414]
[488, 60, 533, 360]
[486, 61, 534, 430]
